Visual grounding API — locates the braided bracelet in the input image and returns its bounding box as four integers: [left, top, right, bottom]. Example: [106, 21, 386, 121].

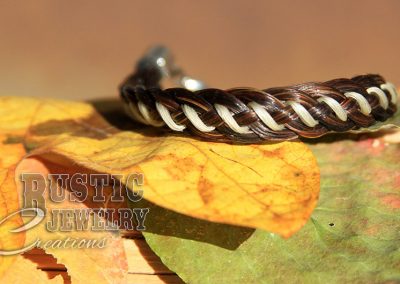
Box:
[120, 46, 398, 143]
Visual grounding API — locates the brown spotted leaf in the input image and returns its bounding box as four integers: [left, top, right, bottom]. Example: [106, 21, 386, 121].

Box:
[0, 96, 320, 237]
[36, 133, 320, 237]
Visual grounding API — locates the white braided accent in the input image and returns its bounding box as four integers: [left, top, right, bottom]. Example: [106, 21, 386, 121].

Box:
[123, 103, 136, 121]
[155, 101, 186, 131]
[138, 101, 165, 126]
[127, 84, 395, 134]
[367, 87, 389, 109]
[214, 104, 252, 134]
[380, 82, 398, 104]
[344, 92, 372, 115]
[248, 101, 285, 131]
[181, 104, 216, 132]
[287, 101, 319, 127]
[127, 101, 151, 125]
[317, 96, 347, 121]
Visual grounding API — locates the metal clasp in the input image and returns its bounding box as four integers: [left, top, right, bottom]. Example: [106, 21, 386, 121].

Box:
[137, 45, 207, 91]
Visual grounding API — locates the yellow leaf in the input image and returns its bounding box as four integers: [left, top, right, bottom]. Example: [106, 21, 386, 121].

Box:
[0, 96, 113, 149]
[1, 255, 63, 284]
[39, 131, 320, 237]
[0, 136, 26, 278]
[0, 97, 127, 282]
[0, 96, 320, 240]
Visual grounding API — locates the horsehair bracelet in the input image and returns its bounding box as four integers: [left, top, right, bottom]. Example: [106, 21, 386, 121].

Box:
[119, 46, 398, 143]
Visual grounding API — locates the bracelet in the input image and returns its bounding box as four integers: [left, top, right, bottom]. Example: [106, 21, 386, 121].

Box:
[120, 46, 398, 143]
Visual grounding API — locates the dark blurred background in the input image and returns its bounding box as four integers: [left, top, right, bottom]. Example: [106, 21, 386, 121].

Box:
[0, 0, 399, 99]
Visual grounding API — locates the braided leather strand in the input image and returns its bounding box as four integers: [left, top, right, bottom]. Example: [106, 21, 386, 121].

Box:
[120, 73, 398, 143]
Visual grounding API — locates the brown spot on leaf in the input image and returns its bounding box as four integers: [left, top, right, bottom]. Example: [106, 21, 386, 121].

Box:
[198, 177, 214, 205]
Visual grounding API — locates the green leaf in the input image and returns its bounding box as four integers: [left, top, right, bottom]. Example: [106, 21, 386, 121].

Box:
[350, 107, 400, 133]
[143, 137, 400, 284]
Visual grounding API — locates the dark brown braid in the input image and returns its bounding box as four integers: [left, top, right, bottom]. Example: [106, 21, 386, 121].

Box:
[119, 50, 397, 143]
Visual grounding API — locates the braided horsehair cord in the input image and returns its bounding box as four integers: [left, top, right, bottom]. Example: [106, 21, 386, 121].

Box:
[120, 46, 398, 143]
